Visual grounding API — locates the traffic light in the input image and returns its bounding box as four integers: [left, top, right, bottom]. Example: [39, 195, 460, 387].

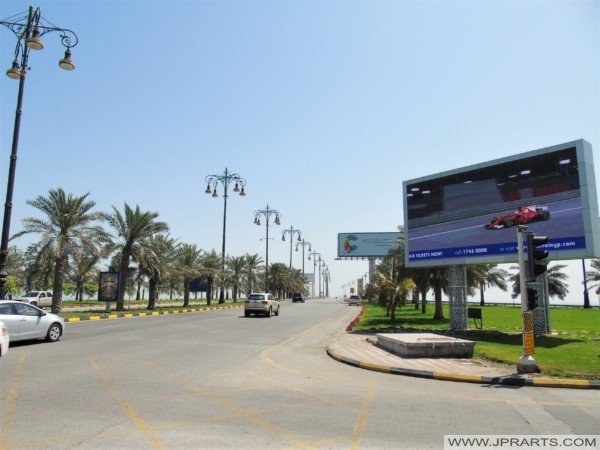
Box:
[526, 233, 549, 282]
[526, 288, 538, 310]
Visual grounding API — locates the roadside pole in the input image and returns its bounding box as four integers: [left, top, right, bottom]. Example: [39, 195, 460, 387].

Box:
[517, 225, 537, 373]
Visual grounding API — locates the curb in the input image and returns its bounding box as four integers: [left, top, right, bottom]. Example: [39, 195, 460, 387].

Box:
[64, 305, 243, 322]
[326, 347, 600, 390]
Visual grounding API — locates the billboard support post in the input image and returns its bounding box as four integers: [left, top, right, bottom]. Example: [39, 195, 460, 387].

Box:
[448, 265, 468, 331]
[517, 226, 537, 374]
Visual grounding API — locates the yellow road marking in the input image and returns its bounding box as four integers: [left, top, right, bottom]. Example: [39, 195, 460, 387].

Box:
[89, 358, 167, 449]
[351, 381, 377, 450]
[0, 352, 25, 450]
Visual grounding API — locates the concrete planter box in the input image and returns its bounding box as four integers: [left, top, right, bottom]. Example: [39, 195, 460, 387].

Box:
[376, 333, 475, 358]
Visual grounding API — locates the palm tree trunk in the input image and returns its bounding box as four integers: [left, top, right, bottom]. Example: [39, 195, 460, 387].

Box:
[479, 282, 486, 306]
[147, 278, 157, 310]
[117, 254, 129, 310]
[433, 285, 444, 319]
[207, 279, 213, 306]
[183, 277, 190, 307]
[51, 255, 66, 314]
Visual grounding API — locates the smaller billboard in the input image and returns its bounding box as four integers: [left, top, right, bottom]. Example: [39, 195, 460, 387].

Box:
[337, 232, 402, 258]
[98, 272, 120, 302]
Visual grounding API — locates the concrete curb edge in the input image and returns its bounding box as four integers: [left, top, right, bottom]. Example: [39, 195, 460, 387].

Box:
[326, 347, 600, 390]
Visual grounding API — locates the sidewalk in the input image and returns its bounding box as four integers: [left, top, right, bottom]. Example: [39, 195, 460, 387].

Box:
[327, 332, 600, 389]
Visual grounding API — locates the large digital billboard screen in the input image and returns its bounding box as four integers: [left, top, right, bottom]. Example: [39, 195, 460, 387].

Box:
[403, 139, 599, 268]
[337, 232, 402, 258]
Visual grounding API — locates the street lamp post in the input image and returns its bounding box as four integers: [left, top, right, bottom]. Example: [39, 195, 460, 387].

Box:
[254, 205, 281, 292]
[308, 251, 320, 298]
[0, 6, 78, 299]
[205, 168, 246, 303]
[317, 258, 325, 298]
[281, 226, 301, 268]
[323, 267, 330, 298]
[295, 239, 312, 279]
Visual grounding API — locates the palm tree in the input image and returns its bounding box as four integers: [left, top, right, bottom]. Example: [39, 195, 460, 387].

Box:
[12, 188, 108, 313]
[176, 243, 204, 307]
[70, 244, 112, 301]
[105, 203, 169, 311]
[200, 250, 221, 305]
[287, 267, 307, 296]
[408, 268, 432, 313]
[138, 234, 178, 310]
[268, 262, 291, 298]
[227, 255, 246, 301]
[467, 264, 509, 306]
[430, 267, 447, 320]
[6, 247, 25, 298]
[509, 263, 569, 301]
[365, 272, 416, 321]
[243, 253, 263, 293]
[586, 259, 600, 292]
[21, 242, 55, 292]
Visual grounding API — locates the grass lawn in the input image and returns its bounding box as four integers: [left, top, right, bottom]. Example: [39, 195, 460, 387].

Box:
[351, 303, 600, 380]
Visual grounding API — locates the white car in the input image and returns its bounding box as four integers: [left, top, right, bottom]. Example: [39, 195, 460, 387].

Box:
[348, 295, 361, 306]
[0, 300, 64, 343]
[244, 292, 280, 317]
[0, 321, 8, 357]
[15, 290, 53, 308]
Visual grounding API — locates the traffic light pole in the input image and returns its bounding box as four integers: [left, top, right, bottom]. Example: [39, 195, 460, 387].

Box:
[517, 226, 537, 374]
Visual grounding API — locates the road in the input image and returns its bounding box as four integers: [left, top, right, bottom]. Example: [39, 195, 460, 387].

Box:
[1, 298, 598, 449]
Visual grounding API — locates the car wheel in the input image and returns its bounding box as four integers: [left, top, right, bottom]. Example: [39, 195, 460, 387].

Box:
[275, 306, 280, 316]
[542, 211, 550, 221]
[504, 219, 514, 228]
[266, 307, 272, 317]
[244, 311, 250, 317]
[46, 323, 62, 342]
[31, 301, 38, 307]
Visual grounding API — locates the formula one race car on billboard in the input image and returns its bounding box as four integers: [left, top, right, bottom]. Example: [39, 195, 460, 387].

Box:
[484, 205, 550, 230]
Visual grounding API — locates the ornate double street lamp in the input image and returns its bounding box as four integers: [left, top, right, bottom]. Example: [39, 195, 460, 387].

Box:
[254, 205, 281, 292]
[318, 258, 326, 298]
[0, 6, 78, 299]
[205, 168, 246, 303]
[295, 239, 312, 279]
[281, 226, 302, 268]
[308, 251, 320, 298]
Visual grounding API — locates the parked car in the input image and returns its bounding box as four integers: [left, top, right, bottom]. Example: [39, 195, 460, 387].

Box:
[15, 290, 53, 308]
[348, 295, 361, 306]
[244, 293, 280, 317]
[0, 321, 8, 357]
[0, 300, 64, 342]
[292, 293, 305, 303]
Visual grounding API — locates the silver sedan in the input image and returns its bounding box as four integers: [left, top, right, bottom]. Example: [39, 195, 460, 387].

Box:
[0, 300, 64, 343]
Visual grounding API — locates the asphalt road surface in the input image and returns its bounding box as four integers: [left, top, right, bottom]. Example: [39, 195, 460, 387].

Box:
[1, 298, 598, 449]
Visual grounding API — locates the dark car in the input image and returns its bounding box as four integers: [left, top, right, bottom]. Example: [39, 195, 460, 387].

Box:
[484, 205, 550, 230]
[292, 293, 305, 303]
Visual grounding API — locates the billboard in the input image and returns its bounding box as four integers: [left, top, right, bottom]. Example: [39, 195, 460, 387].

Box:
[403, 139, 599, 267]
[337, 232, 402, 258]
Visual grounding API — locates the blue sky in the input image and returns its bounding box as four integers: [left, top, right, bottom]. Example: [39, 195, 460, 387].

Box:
[1, 0, 598, 302]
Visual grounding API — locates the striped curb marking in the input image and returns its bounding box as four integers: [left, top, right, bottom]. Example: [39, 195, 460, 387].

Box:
[64, 305, 244, 322]
[326, 347, 600, 390]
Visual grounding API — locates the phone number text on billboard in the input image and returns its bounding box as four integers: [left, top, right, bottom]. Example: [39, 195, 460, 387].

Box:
[408, 237, 584, 262]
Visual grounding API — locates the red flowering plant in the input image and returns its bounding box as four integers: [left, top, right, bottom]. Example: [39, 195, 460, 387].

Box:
[346, 304, 365, 332]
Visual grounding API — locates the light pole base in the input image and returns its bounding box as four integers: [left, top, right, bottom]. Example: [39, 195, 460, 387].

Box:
[517, 355, 538, 374]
